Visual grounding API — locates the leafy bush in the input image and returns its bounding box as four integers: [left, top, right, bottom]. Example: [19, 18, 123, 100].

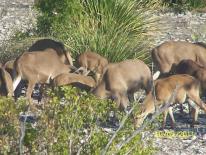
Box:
[0, 86, 156, 154]
[35, 0, 157, 63]
[0, 97, 27, 153]
[162, 0, 206, 12]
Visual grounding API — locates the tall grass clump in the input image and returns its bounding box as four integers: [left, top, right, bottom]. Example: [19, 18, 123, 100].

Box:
[35, 0, 157, 63]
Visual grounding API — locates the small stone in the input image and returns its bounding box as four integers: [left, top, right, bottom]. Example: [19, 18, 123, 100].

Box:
[202, 134, 206, 140]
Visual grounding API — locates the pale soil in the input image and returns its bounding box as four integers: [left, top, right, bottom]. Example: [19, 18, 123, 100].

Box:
[153, 105, 206, 155]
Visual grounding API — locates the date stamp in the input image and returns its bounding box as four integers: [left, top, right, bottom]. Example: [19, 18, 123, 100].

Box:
[154, 130, 195, 139]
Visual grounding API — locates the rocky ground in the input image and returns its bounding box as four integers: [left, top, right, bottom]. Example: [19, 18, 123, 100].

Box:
[152, 11, 206, 46]
[0, 0, 36, 46]
[1, 0, 206, 154]
[153, 106, 206, 155]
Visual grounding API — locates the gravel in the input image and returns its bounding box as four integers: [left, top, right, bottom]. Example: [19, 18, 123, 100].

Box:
[153, 107, 206, 155]
[1, 1, 206, 154]
[0, 0, 36, 46]
[152, 11, 206, 46]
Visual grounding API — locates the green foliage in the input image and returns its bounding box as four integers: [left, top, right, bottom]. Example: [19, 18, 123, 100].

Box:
[35, 0, 157, 63]
[0, 86, 156, 154]
[162, 0, 206, 12]
[0, 97, 27, 154]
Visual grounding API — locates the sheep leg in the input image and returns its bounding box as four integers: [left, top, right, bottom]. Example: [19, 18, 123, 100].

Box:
[168, 106, 176, 129]
[26, 81, 36, 110]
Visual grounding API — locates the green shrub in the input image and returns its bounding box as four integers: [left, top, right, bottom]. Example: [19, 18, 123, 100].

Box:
[0, 86, 156, 154]
[0, 97, 27, 154]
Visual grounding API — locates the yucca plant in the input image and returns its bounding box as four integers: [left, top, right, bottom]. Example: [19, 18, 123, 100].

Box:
[35, 0, 158, 63]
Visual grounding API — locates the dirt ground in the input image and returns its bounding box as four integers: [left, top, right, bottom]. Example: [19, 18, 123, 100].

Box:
[153, 104, 206, 155]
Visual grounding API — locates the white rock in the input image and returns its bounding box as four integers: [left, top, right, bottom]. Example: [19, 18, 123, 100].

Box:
[202, 134, 206, 140]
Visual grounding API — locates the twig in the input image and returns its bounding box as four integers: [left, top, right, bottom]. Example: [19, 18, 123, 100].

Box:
[125, 131, 154, 155]
[69, 139, 73, 155]
[19, 121, 26, 155]
[115, 84, 179, 153]
[151, 61, 158, 113]
[19, 106, 31, 155]
[101, 93, 144, 155]
[77, 128, 95, 155]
